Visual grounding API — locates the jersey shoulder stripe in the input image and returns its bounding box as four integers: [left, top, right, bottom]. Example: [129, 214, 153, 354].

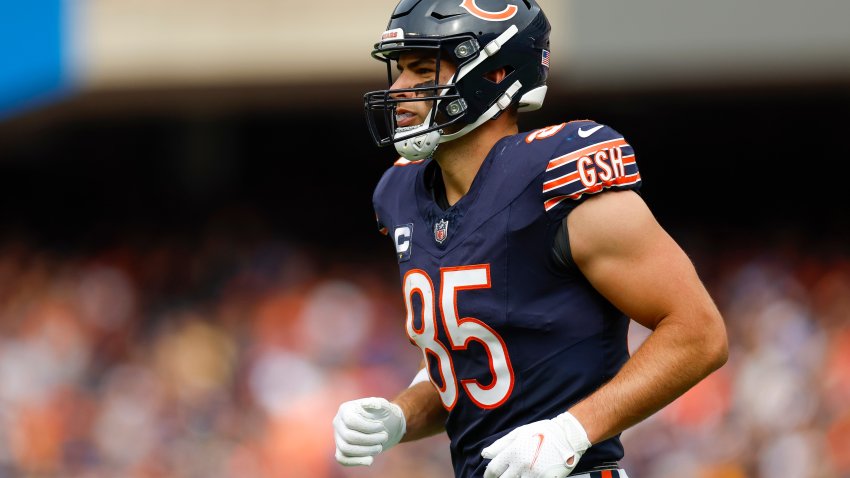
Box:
[540, 121, 641, 213]
[393, 157, 427, 167]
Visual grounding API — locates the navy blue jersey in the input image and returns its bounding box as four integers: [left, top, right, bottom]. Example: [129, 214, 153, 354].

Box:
[373, 120, 642, 478]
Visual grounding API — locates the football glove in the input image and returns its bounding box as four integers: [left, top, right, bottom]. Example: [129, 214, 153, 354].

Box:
[481, 412, 591, 478]
[333, 397, 406, 466]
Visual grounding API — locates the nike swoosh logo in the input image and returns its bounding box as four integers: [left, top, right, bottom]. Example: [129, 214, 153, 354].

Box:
[577, 125, 604, 138]
[530, 433, 545, 469]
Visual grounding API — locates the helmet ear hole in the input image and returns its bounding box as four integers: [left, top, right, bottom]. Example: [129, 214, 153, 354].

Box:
[485, 66, 515, 85]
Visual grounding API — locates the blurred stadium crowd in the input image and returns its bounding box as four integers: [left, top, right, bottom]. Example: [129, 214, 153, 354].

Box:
[2, 1, 849, 477]
[0, 224, 847, 478]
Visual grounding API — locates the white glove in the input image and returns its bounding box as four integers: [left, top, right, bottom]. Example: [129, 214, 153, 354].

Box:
[333, 397, 407, 466]
[481, 412, 591, 478]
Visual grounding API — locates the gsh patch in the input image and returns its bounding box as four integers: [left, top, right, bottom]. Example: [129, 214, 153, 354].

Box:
[394, 224, 413, 262]
[434, 219, 449, 244]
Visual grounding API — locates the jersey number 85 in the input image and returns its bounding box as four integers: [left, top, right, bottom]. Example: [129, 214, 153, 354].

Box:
[403, 264, 515, 410]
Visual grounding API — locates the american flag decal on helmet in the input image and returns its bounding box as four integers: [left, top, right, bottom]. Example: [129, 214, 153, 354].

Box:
[541, 49, 550, 68]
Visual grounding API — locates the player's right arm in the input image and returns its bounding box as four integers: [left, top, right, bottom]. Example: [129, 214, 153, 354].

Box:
[393, 365, 447, 442]
[333, 362, 447, 466]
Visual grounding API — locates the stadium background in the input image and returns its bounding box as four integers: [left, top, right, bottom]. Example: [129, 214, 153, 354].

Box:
[0, 0, 848, 476]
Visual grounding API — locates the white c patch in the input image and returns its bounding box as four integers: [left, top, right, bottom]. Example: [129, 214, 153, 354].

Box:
[394, 224, 413, 262]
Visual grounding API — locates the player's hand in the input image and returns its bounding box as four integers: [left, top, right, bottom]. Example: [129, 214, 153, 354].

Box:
[333, 397, 407, 466]
[481, 412, 591, 478]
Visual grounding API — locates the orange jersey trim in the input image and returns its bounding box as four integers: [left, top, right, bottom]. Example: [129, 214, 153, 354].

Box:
[543, 171, 641, 211]
[546, 138, 629, 172]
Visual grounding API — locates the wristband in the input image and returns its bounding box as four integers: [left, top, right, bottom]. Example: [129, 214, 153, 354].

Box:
[409, 367, 430, 387]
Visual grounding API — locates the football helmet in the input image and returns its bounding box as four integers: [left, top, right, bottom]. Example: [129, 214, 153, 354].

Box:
[364, 0, 552, 160]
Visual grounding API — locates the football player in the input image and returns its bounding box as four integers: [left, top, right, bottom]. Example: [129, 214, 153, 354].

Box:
[333, 1, 729, 477]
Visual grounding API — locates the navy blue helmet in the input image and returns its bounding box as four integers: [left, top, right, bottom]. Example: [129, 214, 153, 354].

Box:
[364, 0, 552, 160]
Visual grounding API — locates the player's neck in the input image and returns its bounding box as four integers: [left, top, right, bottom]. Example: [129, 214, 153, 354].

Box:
[434, 119, 518, 206]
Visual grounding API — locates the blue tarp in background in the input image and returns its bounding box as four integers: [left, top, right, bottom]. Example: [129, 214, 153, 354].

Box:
[0, 0, 71, 121]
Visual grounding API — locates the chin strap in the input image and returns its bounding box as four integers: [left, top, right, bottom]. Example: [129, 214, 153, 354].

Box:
[393, 124, 442, 161]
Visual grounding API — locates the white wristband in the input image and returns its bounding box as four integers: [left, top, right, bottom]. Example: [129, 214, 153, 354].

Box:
[409, 367, 430, 387]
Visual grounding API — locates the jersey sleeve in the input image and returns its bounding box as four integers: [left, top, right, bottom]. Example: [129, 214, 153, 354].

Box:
[372, 173, 390, 236]
[375, 212, 389, 236]
[541, 121, 641, 219]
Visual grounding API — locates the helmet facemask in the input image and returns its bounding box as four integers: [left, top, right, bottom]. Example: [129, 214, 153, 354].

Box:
[364, 37, 477, 160]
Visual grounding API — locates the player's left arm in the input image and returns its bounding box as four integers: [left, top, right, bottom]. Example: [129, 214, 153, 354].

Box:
[481, 189, 727, 478]
[566, 188, 729, 444]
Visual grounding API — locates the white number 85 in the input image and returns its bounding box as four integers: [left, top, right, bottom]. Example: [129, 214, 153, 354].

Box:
[403, 264, 515, 410]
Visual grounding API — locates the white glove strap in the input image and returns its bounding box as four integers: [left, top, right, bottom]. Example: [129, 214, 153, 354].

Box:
[553, 411, 592, 456]
[382, 401, 407, 450]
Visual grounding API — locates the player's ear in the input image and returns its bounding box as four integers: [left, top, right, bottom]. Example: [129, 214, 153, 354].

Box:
[485, 67, 510, 84]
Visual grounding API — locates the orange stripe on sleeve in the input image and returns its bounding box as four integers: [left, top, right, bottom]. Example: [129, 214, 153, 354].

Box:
[542, 171, 580, 193]
[543, 195, 568, 211]
[567, 172, 641, 200]
[546, 138, 628, 172]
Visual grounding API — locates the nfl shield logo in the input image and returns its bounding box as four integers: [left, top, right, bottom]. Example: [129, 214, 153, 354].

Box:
[434, 219, 449, 244]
